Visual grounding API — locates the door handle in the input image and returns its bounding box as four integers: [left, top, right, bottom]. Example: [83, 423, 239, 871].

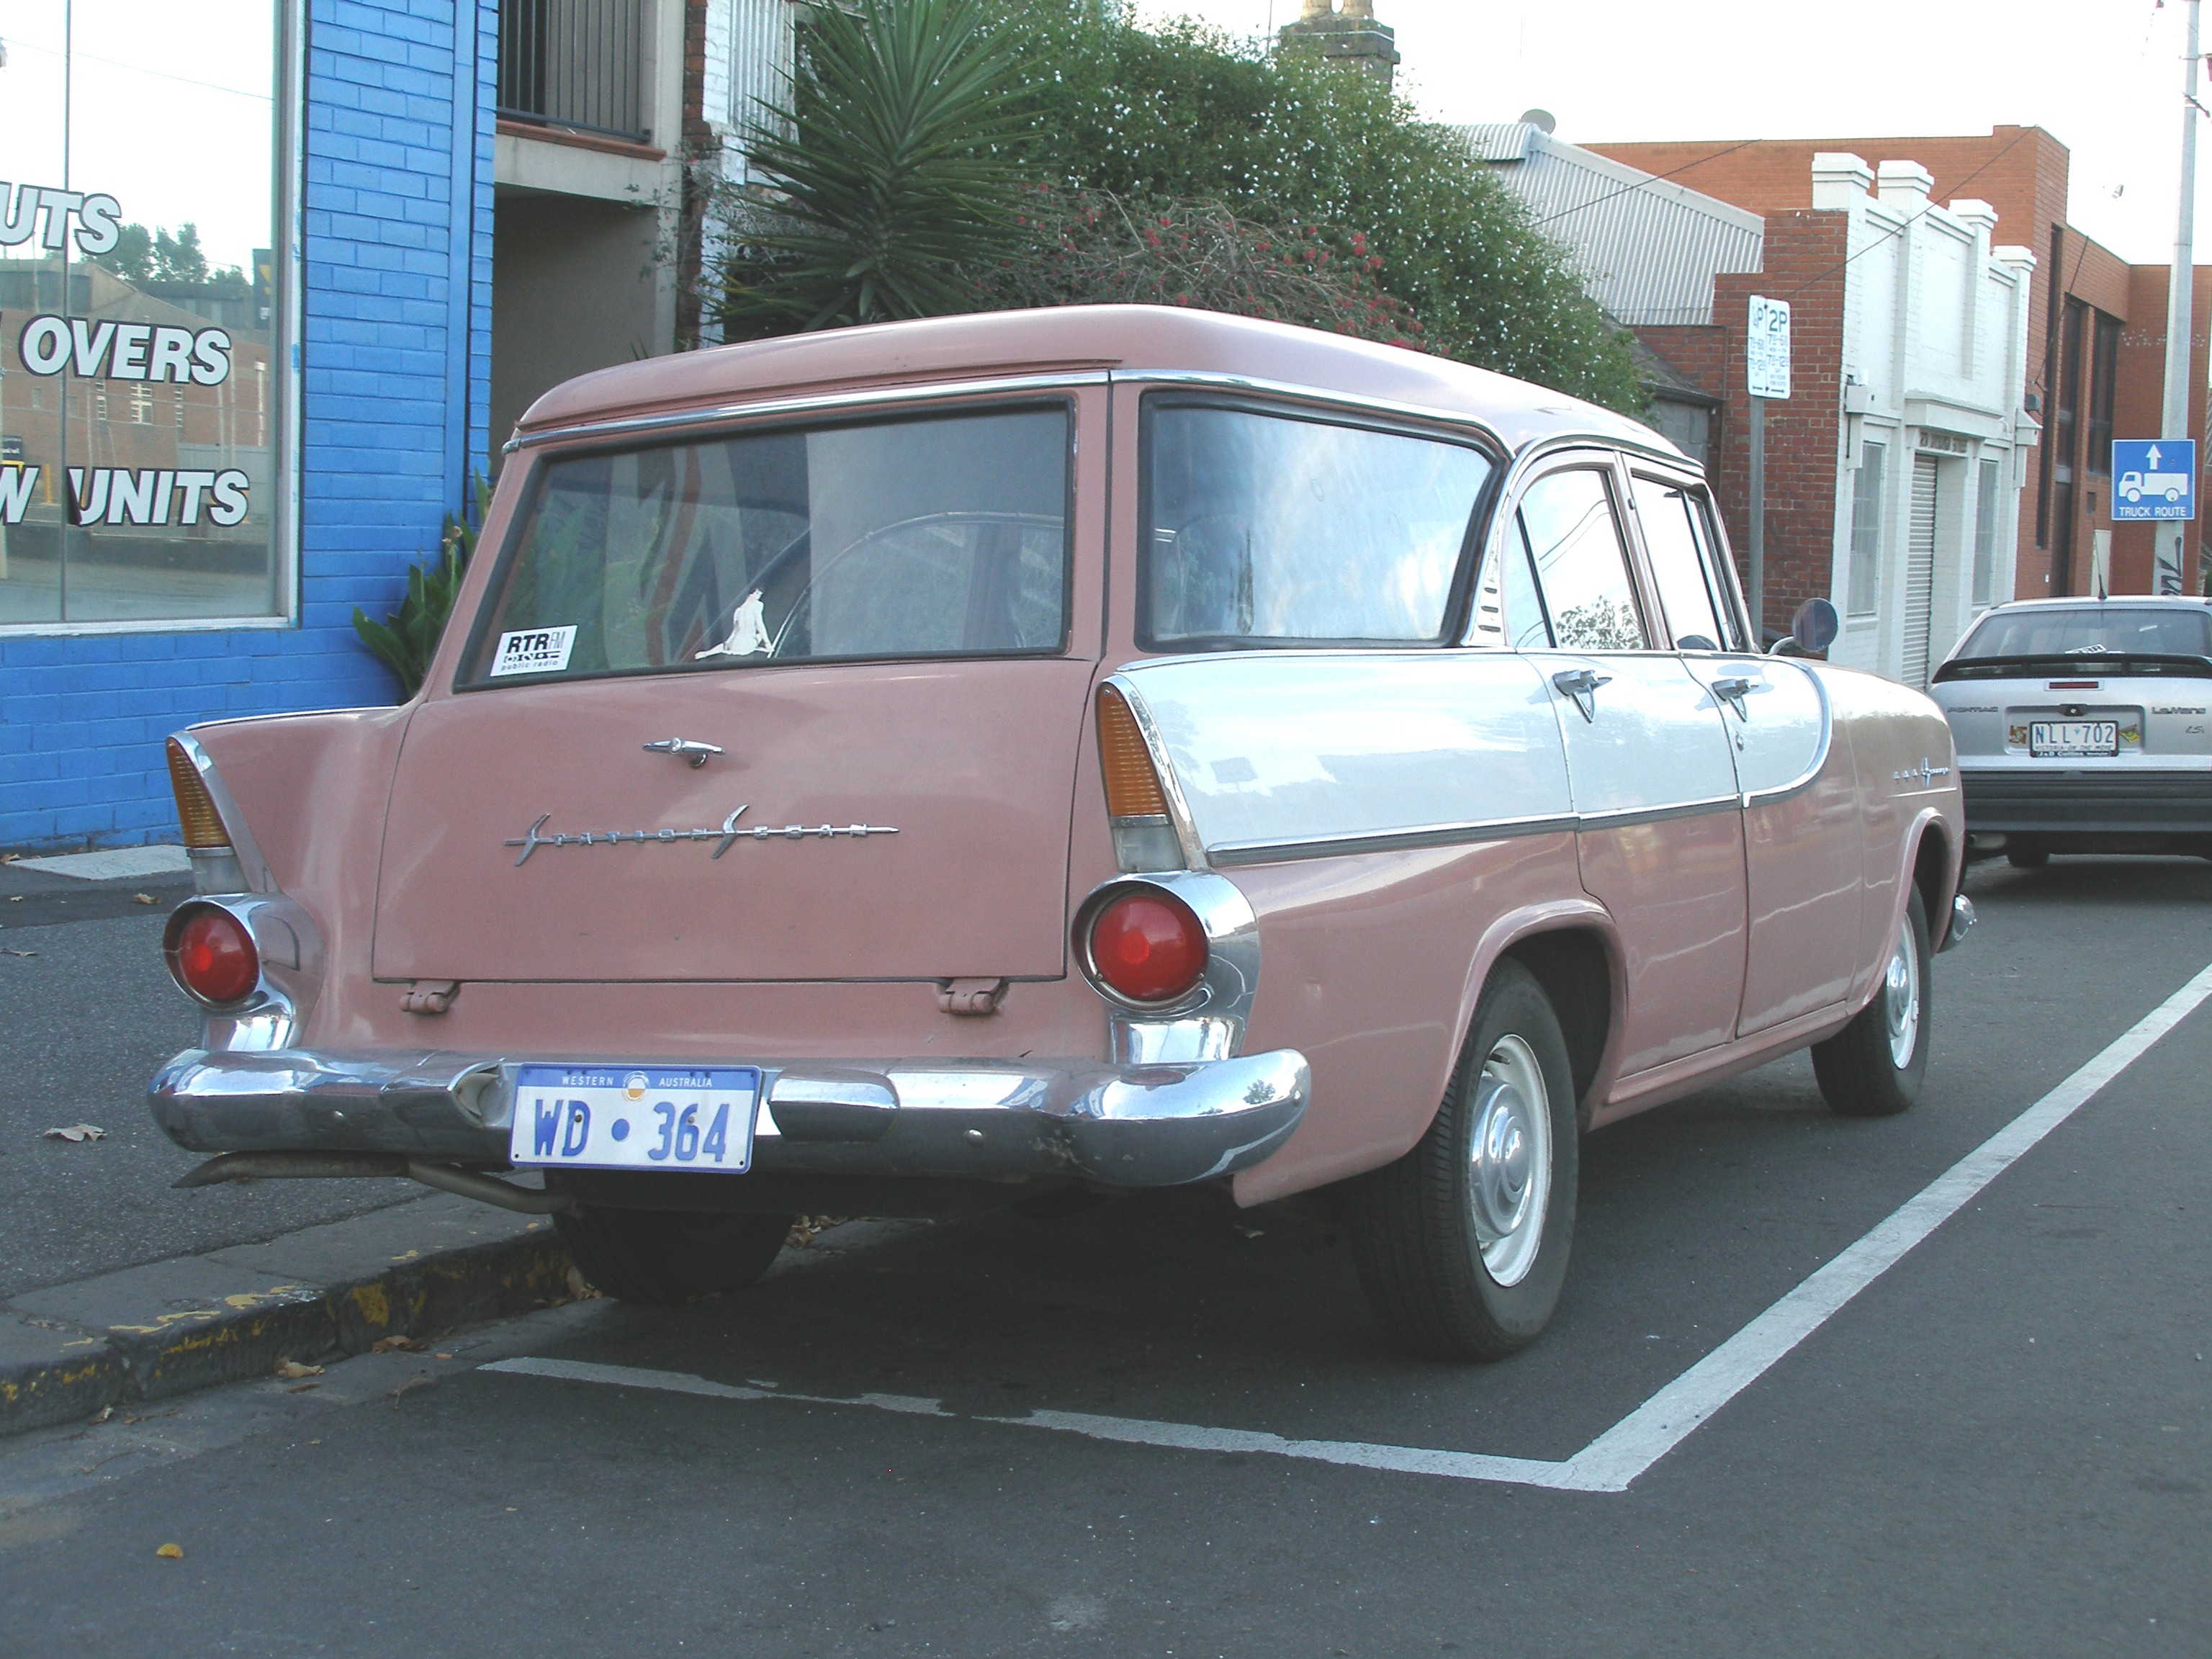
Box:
[1710, 676, 1753, 720]
[1550, 667, 1613, 723]
[642, 738, 724, 768]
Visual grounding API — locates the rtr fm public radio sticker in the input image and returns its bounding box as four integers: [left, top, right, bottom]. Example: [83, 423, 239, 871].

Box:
[489, 626, 579, 678]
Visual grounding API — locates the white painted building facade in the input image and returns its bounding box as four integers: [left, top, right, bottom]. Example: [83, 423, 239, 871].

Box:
[1817, 155, 2039, 686]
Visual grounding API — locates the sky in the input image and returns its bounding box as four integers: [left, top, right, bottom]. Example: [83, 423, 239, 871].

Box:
[1134, 0, 2206, 266]
[0, 1, 277, 274]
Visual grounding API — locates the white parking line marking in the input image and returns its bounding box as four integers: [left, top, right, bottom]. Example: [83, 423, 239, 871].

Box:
[487, 958, 2212, 1493]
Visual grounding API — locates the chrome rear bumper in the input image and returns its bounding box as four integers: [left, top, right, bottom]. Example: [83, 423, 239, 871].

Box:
[148, 1046, 1310, 1192]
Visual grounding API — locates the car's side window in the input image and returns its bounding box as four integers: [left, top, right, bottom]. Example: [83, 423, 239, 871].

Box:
[1515, 467, 1647, 651]
[1631, 473, 1732, 652]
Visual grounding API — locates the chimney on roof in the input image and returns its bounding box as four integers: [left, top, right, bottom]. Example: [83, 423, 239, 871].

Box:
[1279, 0, 1400, 91]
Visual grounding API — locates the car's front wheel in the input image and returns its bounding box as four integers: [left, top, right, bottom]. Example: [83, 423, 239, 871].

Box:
[555, 1207, 793, 1307]
[1812, 887, 1932, 1118]
[1347, 961, 1579, 1359]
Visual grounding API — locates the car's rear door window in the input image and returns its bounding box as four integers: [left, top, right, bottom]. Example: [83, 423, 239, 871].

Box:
[462, 405, 1070, 685]
[1140, 402, 1493, 647]
[1515, 467, 1648, 651]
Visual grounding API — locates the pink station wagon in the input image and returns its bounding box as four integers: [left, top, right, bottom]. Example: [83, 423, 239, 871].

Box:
[150, 308, 1972, 1358]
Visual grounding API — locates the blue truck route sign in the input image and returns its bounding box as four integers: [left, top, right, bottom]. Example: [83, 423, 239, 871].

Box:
[2112, 439, 2196, 521]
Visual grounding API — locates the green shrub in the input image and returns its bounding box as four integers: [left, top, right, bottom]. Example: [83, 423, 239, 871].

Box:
[719, 0, 1031, 337]
[352, 475, 490, 701]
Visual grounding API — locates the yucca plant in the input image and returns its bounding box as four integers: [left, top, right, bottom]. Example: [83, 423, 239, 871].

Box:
[719, 0, 1030, 336]
[352, 474, 490, 701]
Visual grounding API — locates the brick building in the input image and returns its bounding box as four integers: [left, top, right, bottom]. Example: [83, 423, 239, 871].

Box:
[1627, 155, 2036, 685]
[1594, 127, 2212, 602]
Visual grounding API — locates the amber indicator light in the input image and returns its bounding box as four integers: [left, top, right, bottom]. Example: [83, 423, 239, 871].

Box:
[1097, 685, 1169, 819]
[165, 739, 233, 851]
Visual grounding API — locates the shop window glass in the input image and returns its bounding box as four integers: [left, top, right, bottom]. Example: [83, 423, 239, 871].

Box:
[1972, 458, 2002, 608]
[1848, 442, 1886, 616]
[1, 1, 289, 628]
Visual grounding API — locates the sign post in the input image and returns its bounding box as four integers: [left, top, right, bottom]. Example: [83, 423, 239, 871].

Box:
[1745, 295, 1791, 639]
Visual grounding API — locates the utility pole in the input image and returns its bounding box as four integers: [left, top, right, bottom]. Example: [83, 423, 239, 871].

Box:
[2160, 0, 2203, 595]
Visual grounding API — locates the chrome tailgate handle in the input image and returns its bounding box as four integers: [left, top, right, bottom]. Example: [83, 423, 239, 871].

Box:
[1550, 667, 1612, 722]
[642, 738, 724, 768]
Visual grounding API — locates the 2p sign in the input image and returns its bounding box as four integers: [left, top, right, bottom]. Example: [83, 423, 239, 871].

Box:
[1748, 295, 1791, 400]
[2112, 439, 2195, 521]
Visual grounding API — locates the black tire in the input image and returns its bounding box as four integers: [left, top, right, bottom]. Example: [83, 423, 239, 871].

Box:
[1346, 961, 1579, 1360]
[1812, 886, 1931, 1118]
[2007, 845, 2049, 870]
[554, 1207, 793, 1307]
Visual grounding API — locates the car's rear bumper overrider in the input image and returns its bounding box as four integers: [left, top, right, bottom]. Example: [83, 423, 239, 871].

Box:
[148, 1047, 1311, 1191]
[1961, 768, 2212, 836]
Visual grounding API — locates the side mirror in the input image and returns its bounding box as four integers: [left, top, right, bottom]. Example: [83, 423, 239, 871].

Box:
[1773, 597, 1839, 656]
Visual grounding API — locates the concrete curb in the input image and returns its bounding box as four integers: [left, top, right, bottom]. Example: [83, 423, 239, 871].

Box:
[0, 1194, 575, 1439]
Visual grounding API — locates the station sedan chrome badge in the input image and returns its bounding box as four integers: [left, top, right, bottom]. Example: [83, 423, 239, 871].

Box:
[504, 806, 899, 866]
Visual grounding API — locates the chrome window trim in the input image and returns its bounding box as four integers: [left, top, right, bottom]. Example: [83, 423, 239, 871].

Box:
[1467, 436, 1702, 648]
[1575, 795, 1743, 831]
[503, 371, 1112, 454]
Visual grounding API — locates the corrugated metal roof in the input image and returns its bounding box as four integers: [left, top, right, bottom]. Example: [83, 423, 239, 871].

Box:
[1457, 126, 1764, 328]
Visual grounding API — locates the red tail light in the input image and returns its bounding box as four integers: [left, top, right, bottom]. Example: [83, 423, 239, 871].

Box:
[167, 906, 260, 1005]
[1087, 890, 1207, 1004]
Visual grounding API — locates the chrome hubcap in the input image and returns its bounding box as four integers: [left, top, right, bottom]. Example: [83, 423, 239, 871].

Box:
[1467, 1034, 1552, 1288]
[1884, 919, 1922, 1069]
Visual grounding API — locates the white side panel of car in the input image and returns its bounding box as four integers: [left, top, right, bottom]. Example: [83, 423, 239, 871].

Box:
[1115, 651, 1575, 863]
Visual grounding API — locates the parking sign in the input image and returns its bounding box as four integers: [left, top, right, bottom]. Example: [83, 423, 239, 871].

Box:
[2111, 439, 2196, 521]
[1747, 296, 1791, 400]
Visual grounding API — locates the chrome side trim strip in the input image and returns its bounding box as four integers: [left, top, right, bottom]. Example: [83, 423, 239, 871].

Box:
[1575, 795, 1743, 832]
[504, 371, 1112, 454]
[1209, 814, 1579, 868]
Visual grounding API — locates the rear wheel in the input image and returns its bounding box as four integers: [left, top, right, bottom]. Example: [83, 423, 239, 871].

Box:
[1347, 961, 1579, 1360]
[555, 1207, 793, 1307]
[2007, 845, 2049, 870]
[1812, 888, 1931, 1118]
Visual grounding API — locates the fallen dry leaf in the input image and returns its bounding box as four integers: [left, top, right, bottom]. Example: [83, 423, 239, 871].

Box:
[155, 1543, 183, 1560]
[285, 1381, 320, 1394]
[90, 1405, 114, 1424]
[40, 1124, 106, 1143]
[1, 948, 35, 958]
[370, 1334, 426, 1354]
[389, 1377, 433, 1409]
[433, 1352, 454, 1360]
[273, 1359, 323, 1380]
[0, 852, 19, 863]
[132, 892, 158, 905]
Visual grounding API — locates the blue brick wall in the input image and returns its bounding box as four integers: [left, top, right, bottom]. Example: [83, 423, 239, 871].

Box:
[0, 0, 496, 853]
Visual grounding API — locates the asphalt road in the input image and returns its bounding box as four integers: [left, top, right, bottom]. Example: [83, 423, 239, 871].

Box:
[1, 855, 2206, 1655]
[0, 862, 417, 1299]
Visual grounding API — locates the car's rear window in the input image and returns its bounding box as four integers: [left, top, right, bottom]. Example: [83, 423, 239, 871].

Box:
[1957, 606, 2212, 660]
[1140, 401, 1493, 647]
[462, 405, 1071, 685]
